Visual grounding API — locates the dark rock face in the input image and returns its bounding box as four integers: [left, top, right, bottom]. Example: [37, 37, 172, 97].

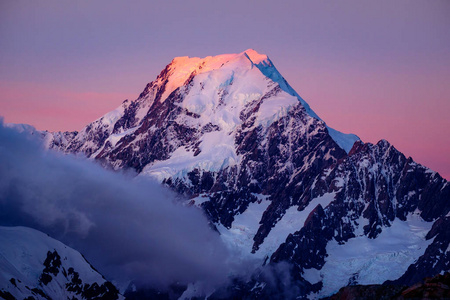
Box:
[398, 272, 450, 299]
[39, 251, 61, 285]
[325, 284, 407, 300]
[78, 281, 121, 300]
[0, 290, 16, 300]
[326, 272, 450, 300]
[272, 204, 331, 271]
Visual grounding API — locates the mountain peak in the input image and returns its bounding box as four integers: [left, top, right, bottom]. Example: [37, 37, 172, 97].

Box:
[159, 51, 264, 103]
[168, 49, 270, 75]
[242, 48, 270, 65]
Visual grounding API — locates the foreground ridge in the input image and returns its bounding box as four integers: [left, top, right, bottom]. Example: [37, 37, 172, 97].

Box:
[0, 226, 123, 300]
[325, 272, 450, 300]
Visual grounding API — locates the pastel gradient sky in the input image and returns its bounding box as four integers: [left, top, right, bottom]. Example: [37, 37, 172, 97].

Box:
[1, 0, 449, 179]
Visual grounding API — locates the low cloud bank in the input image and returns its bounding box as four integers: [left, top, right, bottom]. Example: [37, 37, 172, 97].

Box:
[0, 121, 245, 291]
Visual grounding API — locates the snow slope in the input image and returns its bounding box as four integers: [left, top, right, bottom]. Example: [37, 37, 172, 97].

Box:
[0, 226, 122, 300]
[313, 213, 434, 298]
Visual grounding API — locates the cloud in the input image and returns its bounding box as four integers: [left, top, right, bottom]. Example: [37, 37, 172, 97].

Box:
[0, 120, 243, 291]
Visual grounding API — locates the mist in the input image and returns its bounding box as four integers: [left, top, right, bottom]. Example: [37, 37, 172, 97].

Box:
[0, 120, 246, 291]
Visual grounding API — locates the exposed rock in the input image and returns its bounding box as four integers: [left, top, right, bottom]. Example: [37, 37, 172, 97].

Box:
[326, 272, 450, 300]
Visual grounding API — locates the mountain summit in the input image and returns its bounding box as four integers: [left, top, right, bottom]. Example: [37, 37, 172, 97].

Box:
[54, 49, 358, 169]
[6, 50, 449, 298]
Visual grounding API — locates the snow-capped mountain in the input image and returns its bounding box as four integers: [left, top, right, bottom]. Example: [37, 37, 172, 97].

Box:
[10, 49, 449, 298]
[0, 226, 122, 300]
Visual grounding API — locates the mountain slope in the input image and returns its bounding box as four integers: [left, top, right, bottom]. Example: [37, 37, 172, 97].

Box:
[0, 226, 122, 300]
[25, 49, 449, 298]
[270, 140, 449, 297]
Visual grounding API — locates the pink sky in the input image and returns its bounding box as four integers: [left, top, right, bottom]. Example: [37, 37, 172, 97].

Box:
[1, 1, 449, 179]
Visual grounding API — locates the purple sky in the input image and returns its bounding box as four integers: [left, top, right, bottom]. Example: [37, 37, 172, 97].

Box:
[1, 0, 449, 179]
